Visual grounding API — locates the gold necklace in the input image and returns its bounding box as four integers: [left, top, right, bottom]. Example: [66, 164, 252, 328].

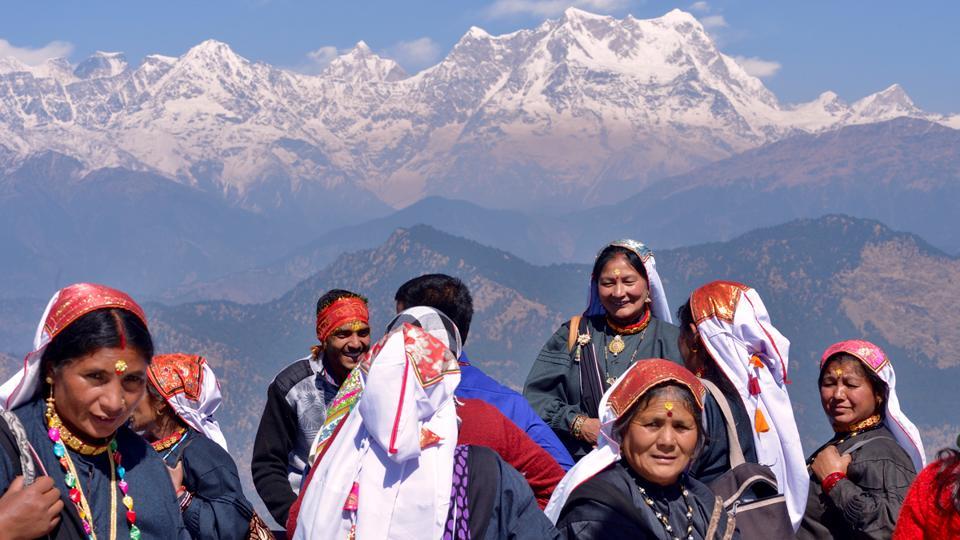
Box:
[59, 441, 118, 540]
[151, 427, 186, 452]
[45, 408, 110, 456]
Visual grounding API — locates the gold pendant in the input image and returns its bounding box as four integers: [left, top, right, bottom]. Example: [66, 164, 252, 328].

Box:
[608, 335, 625, 356]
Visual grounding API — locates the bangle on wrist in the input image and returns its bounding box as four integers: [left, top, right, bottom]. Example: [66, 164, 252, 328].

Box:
[571, 415, 587, 441]
[822, 471, 846, 494]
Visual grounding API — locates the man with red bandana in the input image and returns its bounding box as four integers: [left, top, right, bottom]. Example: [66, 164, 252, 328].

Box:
[251, 289, 371, 525]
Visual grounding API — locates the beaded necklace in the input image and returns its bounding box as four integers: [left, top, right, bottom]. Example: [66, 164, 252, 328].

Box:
[635, 480, 694, 540]
[47, 413, 141, 540]
[604, 308, 651, 357]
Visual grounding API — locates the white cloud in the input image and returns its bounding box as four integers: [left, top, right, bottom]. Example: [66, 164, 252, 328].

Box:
[294, 45, 345, 74]
[486, 0, 629, 19]
[0, 38, 73, 66]
[699, 15, 728, 29]
[689, 1, 710, 13]
[733, 55, 782, 78]
[387, 37, 442, 71]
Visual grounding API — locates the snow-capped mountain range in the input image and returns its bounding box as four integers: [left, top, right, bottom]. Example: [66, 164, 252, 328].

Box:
[1, 8, 955, 211]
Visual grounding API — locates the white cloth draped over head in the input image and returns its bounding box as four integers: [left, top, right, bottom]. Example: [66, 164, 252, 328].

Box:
[820, 339, 926, 472]
[585, 239, 672, 323]
[148, 353, 227, 451]
[294, 307, 462, 540]
[1, 283, 148, 411]
[690, 280, 808, 530]
[545, 359, 705, 523]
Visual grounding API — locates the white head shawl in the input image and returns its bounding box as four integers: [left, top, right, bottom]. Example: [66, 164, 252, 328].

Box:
[585, 239, 672, 323]
[820, 339, 926, 472]
[147, 353, 228, 451]
[689, 281, 809, 530]
[545, 359, 705, 523]
[0, 283, 148, 411]
[294, 307, 462, 540]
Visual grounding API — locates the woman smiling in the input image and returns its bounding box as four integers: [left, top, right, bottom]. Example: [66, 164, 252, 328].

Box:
[524, 240, 682, 460]
[799, 340, 924, 539]
[547, 359, 736, 539]
[0, 283, 186, 540]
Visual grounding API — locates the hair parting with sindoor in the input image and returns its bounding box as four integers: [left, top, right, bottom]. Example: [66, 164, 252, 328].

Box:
[40, 308, 153, 394]
[593, 246, 648, 281]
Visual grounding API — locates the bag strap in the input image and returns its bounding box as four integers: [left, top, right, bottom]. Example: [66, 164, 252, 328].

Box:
[0, 410, 35, 484]
[567, 315, 582, 352]
[700, 379, 746, 468]
[841, 436, 896, 456]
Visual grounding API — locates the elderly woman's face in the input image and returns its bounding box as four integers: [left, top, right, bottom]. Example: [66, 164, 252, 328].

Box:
[51, 347, 148, 440]
[819, 355, 882, 429]
[597, 254, 650, 325]
[620, 388, 699, 486]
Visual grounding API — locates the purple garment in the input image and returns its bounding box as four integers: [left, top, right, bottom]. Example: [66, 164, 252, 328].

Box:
[443, 445, 471, 540]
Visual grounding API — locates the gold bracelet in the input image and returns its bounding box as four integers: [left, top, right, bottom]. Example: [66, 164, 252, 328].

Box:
[571, 415, 587, 440]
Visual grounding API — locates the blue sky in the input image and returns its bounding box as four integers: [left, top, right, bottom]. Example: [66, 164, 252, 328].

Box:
[1, 0, 957, 113]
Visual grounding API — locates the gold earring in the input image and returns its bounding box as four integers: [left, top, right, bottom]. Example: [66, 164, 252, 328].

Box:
[45, 378, 55, 422]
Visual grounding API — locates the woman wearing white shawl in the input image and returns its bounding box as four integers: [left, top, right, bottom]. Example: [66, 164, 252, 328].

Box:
[290, 307, 557, 540]
[799, 339, 924, 539]
[676, 280, 809, 530]
[546, 359, 737, 539]
[524, 239, 682, 461]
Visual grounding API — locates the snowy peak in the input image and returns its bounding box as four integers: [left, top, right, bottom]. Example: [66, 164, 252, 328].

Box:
[853, 83, 919, 117]
[74, 51, 129, 79]
[323, 42, 407, 82]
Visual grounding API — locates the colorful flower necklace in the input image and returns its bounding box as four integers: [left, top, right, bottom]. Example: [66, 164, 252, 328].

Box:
[47, 413, 140, 540]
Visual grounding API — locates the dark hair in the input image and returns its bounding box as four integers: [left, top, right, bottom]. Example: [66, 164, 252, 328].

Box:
[677, 300, 694, 333]
[592, 246, 648, 282]
[316, 289, 366, 316]
[819, 353, 890, 415]
[394, 274, 473, 344]
[614, 382, 705, 458]
[41, 308, 153, 378]
[933, 448, 960, 514]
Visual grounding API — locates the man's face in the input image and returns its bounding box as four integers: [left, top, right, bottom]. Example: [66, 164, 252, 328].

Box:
[323, 322, 372, 375]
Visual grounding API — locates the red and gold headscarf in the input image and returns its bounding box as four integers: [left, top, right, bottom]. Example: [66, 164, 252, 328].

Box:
[545, 358, 704, 522]
[148, 353, 228, 450]
[316, 296, 369, 343]
[1, 283, 148, 410]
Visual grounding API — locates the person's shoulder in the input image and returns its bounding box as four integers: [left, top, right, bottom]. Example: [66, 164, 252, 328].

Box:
[650, 317, 680, 336]
[850, 427, 915, 466]
[270, 357, 316, 394]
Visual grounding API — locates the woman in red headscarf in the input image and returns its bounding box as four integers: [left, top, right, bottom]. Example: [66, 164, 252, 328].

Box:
[799, 340, 924, 540]
[129, 353, 255, 540]
[0, 283, 187, 539]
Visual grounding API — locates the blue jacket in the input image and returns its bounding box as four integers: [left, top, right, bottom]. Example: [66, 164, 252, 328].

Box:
[456, 352, 574, 470]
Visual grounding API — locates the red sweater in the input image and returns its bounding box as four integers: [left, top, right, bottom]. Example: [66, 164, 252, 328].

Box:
[894, 459, 960, 540]
[456, 397, 565, 509]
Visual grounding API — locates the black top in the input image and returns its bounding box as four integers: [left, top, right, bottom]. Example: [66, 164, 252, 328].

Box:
[798, 425, 916, 540]
[466, 445, 560, 540]
[557, 461, 737, 540]
[0, 397, 187, 540]
[251, 356, 339, 524]
[689, 384, 758, 484]
[162, 429, 254, 540]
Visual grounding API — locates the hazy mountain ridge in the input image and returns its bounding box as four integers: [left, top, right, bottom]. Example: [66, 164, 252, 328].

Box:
[0, 9, 953, 213]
